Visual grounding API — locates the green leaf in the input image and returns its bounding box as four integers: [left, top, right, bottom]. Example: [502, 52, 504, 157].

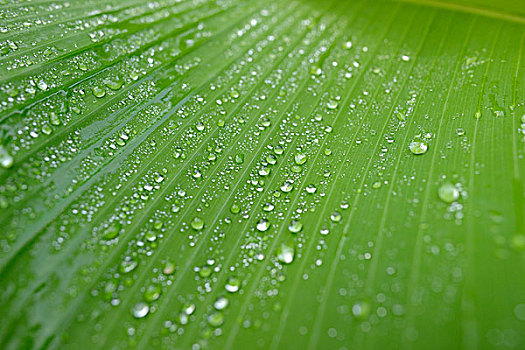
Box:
[0, 0, 524, 349]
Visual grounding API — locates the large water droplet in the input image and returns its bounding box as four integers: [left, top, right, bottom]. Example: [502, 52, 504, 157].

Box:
[191, 217, 204, 231]
[207, 312, 224, 327]
[144, 285, 161, 302]
[288, 220, 303, 233]
[295, 153, 307, 165]
[277, 242, 295, 264]
[351, 301, 370, 320]
[214, 296, 229, 310]
[409, 140, 428, 155]
[330, 211, 342, 223]
[132, 302, 149, 318]
[256, 219, 271, 232]
[438, 183, 459, 203]
[225, 277, 241, 293]
[0, 146, 14, 169]
[280, 181, 294, 193]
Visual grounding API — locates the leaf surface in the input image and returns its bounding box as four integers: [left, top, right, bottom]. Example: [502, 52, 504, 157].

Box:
[0, 0, 524, 349]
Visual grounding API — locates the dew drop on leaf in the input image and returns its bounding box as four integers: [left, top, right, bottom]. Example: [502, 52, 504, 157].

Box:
[132, 302, 149, 319]
[214, 296, 229, 310]
[225, 277, 241, 293]
[207, 312, 224, 327]
[438, 183, 460, 203]
[288, 220, 303, 233]
[0, 146, 14, 169]
[295, 153, 307, 165]
[409, 139, 428, 155]
[277, 242, 295, 264]
[330, 211, 342, 223]
[191, 217, 205, 231]
[256, 219, 271, 232]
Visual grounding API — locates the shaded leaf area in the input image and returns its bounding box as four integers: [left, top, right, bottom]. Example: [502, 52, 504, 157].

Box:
[0, 0, 524, 349]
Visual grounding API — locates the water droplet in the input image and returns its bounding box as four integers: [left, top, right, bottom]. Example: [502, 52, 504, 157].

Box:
[263, 202, 275, 212]
[0, 146, 14, 169]
[192, 169, 202, 178]
[120, 260, 138, 274]
[514, 304, 525, 321]
[456, 128, 465, 136]
[198, 265, 212, 278]
[102, 222, 121, 240]
[330, 211, 342, 223]
[144, 285, 161, 302]
[277, 242, 295, 264]
[230, 204, 240, 214]
[132, 302, 149, 318]
[235, 154, 244, 164]
[326, 100, 338, 110]
[256, 219, 270, 232]
[104, 76, 123, 90]
[306, 184, 317, 194]
[207, 312, 224, 327]
[225, 277, 241, 293]
[409, 140, 428, 155]
[295, 153, 307, 165]
[310, 66, 322, 76]
[37, 80, 48, 91]
[259, 167, 270, 176]
[438, 183, 459, 203]
[266, 154, 277, 165]
[144, 231, 157, 242]
[280, 181, 294, 193]
[288, 220, 303, 233]
[181, 303, 195, 316]
[92, 86, 106, 98]
[351, 301, 370, 320]
[214, 296, 229, 310]
[191, 217, 204, 231]
[163, 261, 176, 275]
